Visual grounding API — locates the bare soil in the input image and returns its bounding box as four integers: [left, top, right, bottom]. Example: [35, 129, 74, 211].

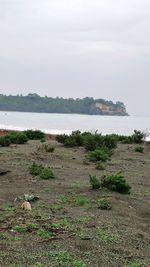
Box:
[0, 138, 150, 267]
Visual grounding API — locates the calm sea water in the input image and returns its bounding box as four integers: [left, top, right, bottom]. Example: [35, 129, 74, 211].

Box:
[0, 111, 150, 139]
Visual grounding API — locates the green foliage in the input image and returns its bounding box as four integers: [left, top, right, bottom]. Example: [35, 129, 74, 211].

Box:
[88, 148, 110, 162]
[39, 167, 55, 180]
[101, 172, 131, 194]
[37, 228, 53, 238]
[126, 260, 142, 267]
[95, 162, 106, 170]
[23, 129, 45, 140]
[0, 136, 11, 146]
[96, 198, 112, 210]
[134, 146, 144, 153]
[8, 132, 28, 144]
[74, 194, 89, 206]
[0, 94, 127, 116]
[89, 175, 101, 189]
[29, 162, 55, 179]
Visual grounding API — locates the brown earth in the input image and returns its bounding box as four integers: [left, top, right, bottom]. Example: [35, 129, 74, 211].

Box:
[0, 138, 150, 267]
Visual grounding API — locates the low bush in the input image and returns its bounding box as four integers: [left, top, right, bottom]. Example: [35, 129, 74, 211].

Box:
[0, 136, 11, 147]
[29, 162, 55, 179]
[88, 148, 110, 162]
[89, 175, 101, 189]
[8, 132, 28, 144]
[24, 129, 45, 140]
[101, 172, 131, 194]
[135, 146, 144, 153]
[95, 162, 106, 170]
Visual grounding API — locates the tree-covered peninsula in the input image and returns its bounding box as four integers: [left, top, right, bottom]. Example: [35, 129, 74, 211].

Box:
[0, 94, 128, 116]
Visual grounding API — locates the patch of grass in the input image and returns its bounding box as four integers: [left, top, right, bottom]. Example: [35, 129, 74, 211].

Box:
[37, 228, 53, 239]
[14, 225, 26, 233]
[96, 198, 112, 210]
[134, 146, 144, 153]
[0, 233, 21, 241]
[126, 260, 142, 267]
[29, 162, 55, 179]
[101, 172, 131, 194]
[97, 230, 118, 243]
[95, 162, 106, 170]
[89, 174, 101, 189]
[47, 251, 86, 267]
[74, 194, 90, 206]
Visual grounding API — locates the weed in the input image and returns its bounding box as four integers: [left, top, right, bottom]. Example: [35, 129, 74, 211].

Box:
[29, 162, 55, 179]
[101, 172, 131, 194]
[14, 225, 26, 233]
[74, 194, 89, 206]
[135, 146, 144, 153]
[126, 260, 142, 267]
[47, 251, 86, 267]
[89, 175, 101, 189]
[97, 230, 118, 243]
[37, 228, 53, 239]
[96, 198, 112, 210]
[95, 162, 106, 170]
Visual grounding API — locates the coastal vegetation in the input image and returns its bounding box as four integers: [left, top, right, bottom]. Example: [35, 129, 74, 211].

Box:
[0, 93, 128, 115]
[0, 129, 149, 266]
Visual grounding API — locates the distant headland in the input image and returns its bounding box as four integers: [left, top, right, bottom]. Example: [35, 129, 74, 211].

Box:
[0, 94, 128, 116]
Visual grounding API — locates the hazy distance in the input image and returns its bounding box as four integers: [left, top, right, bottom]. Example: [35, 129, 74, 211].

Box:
[0, 0, 150, 116]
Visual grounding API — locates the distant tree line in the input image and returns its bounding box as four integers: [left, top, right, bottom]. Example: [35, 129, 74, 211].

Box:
[0, 94, 128, 116]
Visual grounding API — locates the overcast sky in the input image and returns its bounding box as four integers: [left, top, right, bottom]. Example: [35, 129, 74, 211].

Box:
[0, 0, 150, 116]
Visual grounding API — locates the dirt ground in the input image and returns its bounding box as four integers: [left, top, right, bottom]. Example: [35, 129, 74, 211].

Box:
[0, 138, 150, 267]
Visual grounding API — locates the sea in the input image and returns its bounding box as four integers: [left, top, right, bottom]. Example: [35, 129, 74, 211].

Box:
[0, 111, 150, 140]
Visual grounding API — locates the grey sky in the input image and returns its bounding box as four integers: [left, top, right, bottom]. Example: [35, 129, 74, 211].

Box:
[0, 0, 150, 115]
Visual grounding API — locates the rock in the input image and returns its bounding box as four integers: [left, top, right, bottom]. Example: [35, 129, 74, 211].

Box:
[0, 168, 10, 176]
[21, 201, 32, 210]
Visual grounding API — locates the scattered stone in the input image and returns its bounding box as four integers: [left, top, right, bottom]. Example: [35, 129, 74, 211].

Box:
[21, 201, 32, 210]
[0, 168, 10, 176]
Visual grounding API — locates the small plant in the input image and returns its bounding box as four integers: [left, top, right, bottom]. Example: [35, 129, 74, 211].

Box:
[0, 136, 11, 146]
[135, 146, 144, 153]
[23, 129, 45, 140]
[37, 228, 53, 239]
[88, 148, 110, 162]
[101, 172, 131, 194]
[89, 175, 101, 189]
[39, 143, 55, 152]
[126, 260, 142, 267]
[39, 167, 55, 179]
[14, 225, 26, 233]
[97, 230, 118, 243]
[96, 198, 112, 210]
[29, 162, 55, 179]
[95, 162, 106, 170]
[29, 162, 43, 176]
[74, 194, 89, 206]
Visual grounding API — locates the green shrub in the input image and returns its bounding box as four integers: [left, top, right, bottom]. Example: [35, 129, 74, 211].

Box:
[39, 167, 55, 179]
[132, 130, 144, 144]
[29, 162, 43, 176]
[135, 146, 144, 153]
[0, 136, 11, 147]
[95, 162, 106, 170]
[23, 129, 45, 140]
[101, 172, 131, 194]
[8, 132, 28, 144]
[29, 162, 55, 179]
[88, 148, 110, 162]
[96, 198, 112, 210]
[89, 175, 101, 189]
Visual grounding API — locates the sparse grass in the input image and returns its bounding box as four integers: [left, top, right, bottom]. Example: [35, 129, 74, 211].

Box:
[74, 194, 90, 206]
[97, 230, 118, 243]
[126, 260, 142, 267]
[96, 198, 112, 210]
[37, 228, 53, 239]
[14, 225, 26, 233]
[95, 162, 106, 170]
